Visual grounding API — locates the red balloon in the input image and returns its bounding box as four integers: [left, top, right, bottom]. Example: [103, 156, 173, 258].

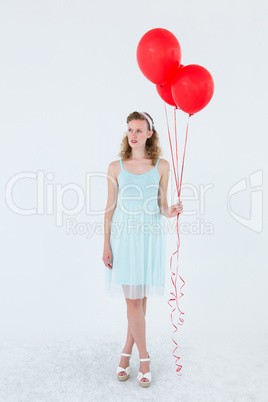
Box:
[171, 64, 214, 114]
[156, 65, 184, 107]
[137, 28, 182, 85]
[156, 82, 177, 107]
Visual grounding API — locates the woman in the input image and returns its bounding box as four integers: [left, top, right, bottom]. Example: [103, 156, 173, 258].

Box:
[103, 111, 183, 387]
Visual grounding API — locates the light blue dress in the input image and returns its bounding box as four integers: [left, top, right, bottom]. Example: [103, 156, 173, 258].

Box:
[105, 157, 166, 299]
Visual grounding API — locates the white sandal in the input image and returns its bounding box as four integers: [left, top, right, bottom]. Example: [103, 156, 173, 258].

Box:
[137, 353, 151, 387]
[116, 352, 132, 381]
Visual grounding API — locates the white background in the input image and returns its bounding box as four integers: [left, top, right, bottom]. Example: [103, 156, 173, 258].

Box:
[0, 0, 267, 401]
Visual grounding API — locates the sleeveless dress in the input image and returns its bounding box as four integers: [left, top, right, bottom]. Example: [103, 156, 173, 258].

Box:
[105, 157, 166, 299]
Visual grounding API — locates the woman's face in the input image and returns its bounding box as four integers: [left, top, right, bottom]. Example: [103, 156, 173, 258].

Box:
[127, 119, 152, 148]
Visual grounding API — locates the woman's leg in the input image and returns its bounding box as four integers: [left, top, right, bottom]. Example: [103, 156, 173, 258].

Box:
[118, 297, 150, 382]
[118, 297, 148, 378]
[123, 297, 147, 351]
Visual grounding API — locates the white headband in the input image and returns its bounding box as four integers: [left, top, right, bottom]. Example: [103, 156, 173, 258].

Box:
[139, 112, 153, 131]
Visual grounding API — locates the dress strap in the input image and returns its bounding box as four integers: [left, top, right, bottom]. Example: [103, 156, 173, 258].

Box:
[120, 159, 124, 170]
[155, 157, 160, 169]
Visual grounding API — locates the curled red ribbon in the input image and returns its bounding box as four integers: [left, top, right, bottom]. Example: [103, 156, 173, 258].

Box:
[164, 103, 192, 375]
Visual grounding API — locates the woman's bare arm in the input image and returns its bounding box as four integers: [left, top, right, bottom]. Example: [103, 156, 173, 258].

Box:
[104, 161, 118, 247]
[158, 160, 183, 218]
[158, 159, 170, 217]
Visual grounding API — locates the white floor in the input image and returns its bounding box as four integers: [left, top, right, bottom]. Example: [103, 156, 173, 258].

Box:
[0, 327, 267, 402]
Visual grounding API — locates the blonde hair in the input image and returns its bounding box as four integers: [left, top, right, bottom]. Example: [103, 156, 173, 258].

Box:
[118, 111, 163, 165]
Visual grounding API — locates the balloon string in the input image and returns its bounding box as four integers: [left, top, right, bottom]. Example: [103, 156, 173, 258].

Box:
[174, 107, 179, 191]
[173, 107, 180, 295]
[178, 113, 192, 199]
[163, 103, 192, 375]
[164, 102, 179, 189]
